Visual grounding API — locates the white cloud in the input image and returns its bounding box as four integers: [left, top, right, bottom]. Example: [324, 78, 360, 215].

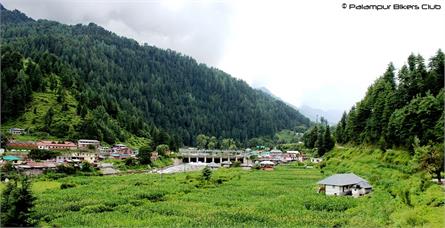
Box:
[2, 0, 444, 113]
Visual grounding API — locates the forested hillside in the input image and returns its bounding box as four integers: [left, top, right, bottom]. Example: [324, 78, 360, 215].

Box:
[0, 5, 310, 146]
[335, 51, 444, 150]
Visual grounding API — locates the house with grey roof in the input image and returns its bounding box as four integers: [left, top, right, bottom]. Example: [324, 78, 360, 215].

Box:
[317, 173, 372, 197]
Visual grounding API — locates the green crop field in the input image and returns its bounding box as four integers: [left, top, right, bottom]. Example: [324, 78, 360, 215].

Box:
[21, 147, 444, 227]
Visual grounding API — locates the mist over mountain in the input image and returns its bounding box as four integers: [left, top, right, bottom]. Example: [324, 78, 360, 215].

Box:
[298, 105, 343, 125]
[256, 86, 341, 125]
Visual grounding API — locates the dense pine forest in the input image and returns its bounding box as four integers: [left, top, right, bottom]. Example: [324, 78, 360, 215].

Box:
[334, 51, 444, 150]
[0, 5, 310, 147]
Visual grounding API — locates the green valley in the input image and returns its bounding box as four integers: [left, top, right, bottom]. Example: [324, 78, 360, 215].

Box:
[3, 147, 441, 227]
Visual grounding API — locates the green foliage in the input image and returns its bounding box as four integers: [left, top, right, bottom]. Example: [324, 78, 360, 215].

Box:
[201, 166, 213, 181]
[0, 6, 310, 147]
[338, 51, 444, 149]
[60, 182, 76, 189]
[323, 147, 444, 227]
[155, 144, 169, 157]
[0, 161, 17, 181]
[56, 164, 77, 175]
[412, 141, 444, 182]
[0, 176, 35, 227]
[303, 195, 356, 212]
[137, 145, 153, 165]
[123, 157, 137, 166]
[2, 154, 440, 227]
[196, 134, 209, 149]
[137, 192, 166, 202]
[28, 149, 60, 160]
[274, 129, 301, 144]
[303, 120, 335, 156]
[80, 161, 93, 172]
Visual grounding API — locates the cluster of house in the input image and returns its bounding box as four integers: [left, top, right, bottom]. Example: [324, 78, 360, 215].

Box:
[2, 138, 136, 175]
[250, 148, 323, 164]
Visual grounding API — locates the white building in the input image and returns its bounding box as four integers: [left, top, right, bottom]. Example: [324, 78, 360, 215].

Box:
[78, 139, 100, 149]
[317, 173, 372, 197]
[9, 128, 25, 135]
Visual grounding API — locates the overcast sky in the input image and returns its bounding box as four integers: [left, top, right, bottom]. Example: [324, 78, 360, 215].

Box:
[2, 0, 444, 112]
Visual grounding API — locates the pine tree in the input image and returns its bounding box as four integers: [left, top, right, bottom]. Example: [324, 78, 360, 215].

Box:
[1, 176, 35, 227]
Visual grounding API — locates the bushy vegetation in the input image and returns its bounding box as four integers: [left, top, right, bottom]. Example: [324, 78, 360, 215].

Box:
[28, 149, 60, 160]
[303, 117, 335, 156]
[335, 51, 443, 150]
[1, 176, 35, 227]
[1, 151, 441, 227]
[322, 147, 444, 227]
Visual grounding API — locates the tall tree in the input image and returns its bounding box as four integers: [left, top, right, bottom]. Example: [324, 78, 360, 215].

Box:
[1, 176, 35, 227]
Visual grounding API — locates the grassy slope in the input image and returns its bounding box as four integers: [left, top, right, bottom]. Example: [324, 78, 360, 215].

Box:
[1, 91, 147, 148]
[323, 147, 444, 227]
[1, 91, 80, 140]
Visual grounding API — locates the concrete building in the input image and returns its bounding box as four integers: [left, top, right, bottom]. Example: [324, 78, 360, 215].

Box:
[317, 173, 372, 197]
[37, 141, 77, 150]
[179, 148, 248, 164]
[9, 128, 25, 135]
[78, 139, 100, 149]
[56, 152, 97, 163]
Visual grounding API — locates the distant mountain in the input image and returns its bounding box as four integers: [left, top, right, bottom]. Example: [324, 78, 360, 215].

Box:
[256, 86, 342, 124]
[1, 5, 311, 146]
[298, 105, 343, 125]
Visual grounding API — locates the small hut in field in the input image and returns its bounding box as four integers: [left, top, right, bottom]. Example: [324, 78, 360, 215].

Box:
[317, 173, 372, 197]
[259, 161, 275, 171]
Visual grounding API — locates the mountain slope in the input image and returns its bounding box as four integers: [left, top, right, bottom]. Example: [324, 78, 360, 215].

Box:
[0, 5, 310, 146]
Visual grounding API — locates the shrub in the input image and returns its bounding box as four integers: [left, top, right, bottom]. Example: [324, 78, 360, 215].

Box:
[303, 196, 357, 212]
[80, 204, 113, 214]
[137, 192, 166, 202]
[28, 149, 60, 160]
[231, 161, 241, 167]
[201, 166, 212, 181]
[0, 176, 35, 227]
[56, 164, 77, 174]
[80, 162, 93, 172]
[124, 157, 137, 166]
[60, 183, 76, 189]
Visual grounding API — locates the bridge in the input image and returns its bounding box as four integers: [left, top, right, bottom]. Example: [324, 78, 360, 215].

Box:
[178, 148, 249, 164]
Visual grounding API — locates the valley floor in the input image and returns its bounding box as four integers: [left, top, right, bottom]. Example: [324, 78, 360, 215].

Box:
[3, 147, 444, 227]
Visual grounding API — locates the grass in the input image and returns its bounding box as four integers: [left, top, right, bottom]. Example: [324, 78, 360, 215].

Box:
[2, 146, 443, 227]
[1, 91, 81, 137]
[322, 147, 445, 227]
[32, 166, 355, 227]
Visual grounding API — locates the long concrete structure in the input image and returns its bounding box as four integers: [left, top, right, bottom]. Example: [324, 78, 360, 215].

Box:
[178, 148, 249, 164]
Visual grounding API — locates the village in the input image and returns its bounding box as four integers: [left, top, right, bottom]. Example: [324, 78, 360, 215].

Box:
[1, 129, 320, 174]
[1, 127, 373, 198]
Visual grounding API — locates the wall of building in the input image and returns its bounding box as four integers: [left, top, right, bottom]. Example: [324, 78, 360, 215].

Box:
[325, 185, 345, 196]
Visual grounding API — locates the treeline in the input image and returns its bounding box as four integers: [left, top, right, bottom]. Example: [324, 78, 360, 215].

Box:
[335, 50, 444, 151]
[195, 134, 239, 150]
[302, 117, 335, 156]
[0, 5, 310, 146]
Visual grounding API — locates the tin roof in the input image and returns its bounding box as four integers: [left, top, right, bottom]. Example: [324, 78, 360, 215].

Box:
[317, 173, 371, 187]
[2, 155, 21, 161]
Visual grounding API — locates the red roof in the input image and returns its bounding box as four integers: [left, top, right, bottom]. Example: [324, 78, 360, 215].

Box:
[37, 141, 76, 147]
